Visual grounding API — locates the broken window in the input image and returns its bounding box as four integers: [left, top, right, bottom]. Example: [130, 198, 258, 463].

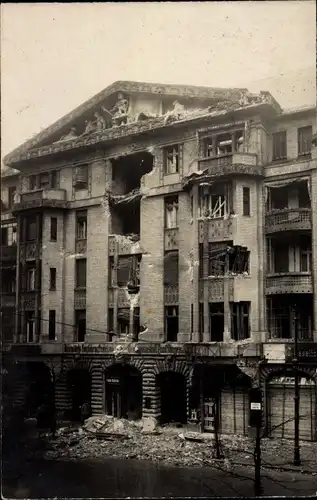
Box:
[50, 217, 57, 242]
[209, 303, 224, 342]
[208, 242, 250, 276]
[164, 144, 183, 175]
[48, 310, 56, 340]
[164, 251, 179, 285]
[164, 195, 179, 228]
[203, 130, 244, 157]
[117, 255, 141, 288]
[243, 187, 250, 216]
[117, 309, 130, 336]
[112, 152, 154, 195]
[198, 183, 231, 218]
[75, 259, 87, 289]
[26, 311, 36, 343]
[298, 126, 312, 157]
[74, 165, 88, 190]
[267, 296, 314, 341]
[75, 310, 86, 342]
[49, 268, 56, 290]
[165, 306, 179, 342]
[231, 302, 250, 340]
[76, 211, 87, 239]
[272, 131, 287, 161]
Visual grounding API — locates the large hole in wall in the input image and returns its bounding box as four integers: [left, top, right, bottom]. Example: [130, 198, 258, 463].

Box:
[110, 152, 154, 238]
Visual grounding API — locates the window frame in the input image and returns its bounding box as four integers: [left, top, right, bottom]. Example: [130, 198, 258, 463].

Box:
[242, 186, 251, 216]
[164, 144, 183, 175]
[50, 217, 58, 242]
[164, 195, 179, 229]
[76, 210, 87, 240]
[74, 165, 89, 190]
[48, 310, 56, 340]
[75, 258, 87, 289]
[49, 267, 57, 291]
[298, 125, 312, 157]
[272, 131, 287, 161]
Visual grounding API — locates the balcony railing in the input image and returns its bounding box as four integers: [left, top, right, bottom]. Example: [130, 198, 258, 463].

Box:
[108, 234, 141, 256]
[266, 272, 313, 294]
[199, 277, 234, 302]
[197, 152, 263, 179]
[0, 244, 17, 262]
[164, 285, 179, 305]
[13, 188, 67, 212]
[198, 218, 234, 243]
[265, 208, 311, 233]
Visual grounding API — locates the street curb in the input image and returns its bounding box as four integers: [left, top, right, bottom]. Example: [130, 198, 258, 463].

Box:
[231, 460, 315, 475]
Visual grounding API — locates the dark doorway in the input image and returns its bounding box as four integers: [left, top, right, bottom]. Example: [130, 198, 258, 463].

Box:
[24, 363, 53, 427]
[158, 371, 187, 425]
[105, 364, 142, 420]
[67, 369, 91, 422]
[165, 306, 179, 342]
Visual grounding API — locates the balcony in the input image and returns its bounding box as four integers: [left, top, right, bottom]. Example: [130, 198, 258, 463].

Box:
[265, 208, 311, 234]
[12, 188, 67, 212]
[266, 272, 313, 295]
[108, 234, 141, 256]
[198, 218, 234, 243]
[108, 287, 139, 308]
[0, 244, 17, 262]
[197, 153, 263, 179]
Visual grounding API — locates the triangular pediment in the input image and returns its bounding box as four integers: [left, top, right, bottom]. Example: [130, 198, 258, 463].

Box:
[3, 80, 280, 166]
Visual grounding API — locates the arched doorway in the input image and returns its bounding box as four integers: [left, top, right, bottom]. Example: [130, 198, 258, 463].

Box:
[157, 371, 187, 425]
[105, 364, 142, 420]
[67, 369, 92, 422]
[266, 370, 316, 442]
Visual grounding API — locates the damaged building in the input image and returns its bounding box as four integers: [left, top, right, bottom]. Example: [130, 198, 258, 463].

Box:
[1, 81, 317, 441]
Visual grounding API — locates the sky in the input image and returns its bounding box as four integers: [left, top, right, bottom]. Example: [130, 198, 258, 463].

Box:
[1, 1, 316, 162]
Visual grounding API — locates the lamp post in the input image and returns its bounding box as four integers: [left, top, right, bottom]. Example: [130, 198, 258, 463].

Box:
[293, 305, 300, 466]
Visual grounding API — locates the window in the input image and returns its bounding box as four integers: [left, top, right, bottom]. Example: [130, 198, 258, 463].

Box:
[50, 217, 57, 242]
[165, 306, 179, 342]
[26, 218, 37, 241]
[11, 226, 17, 245]
[50, 268, 57, 291]
[164, 196, 179, 228]
[76, 211, 87, 239]
[209, 303, 224, 342]
[208, 242, 250, 276]
[272, 131, 287, 161]
[298, 126, 312, 157]
[164, 144, 182, 174]
[27, 268, 36, 291]
[8, 186, 16, 209]
[198, 183, 231, 218]
[26, 311, 36, 343]
[74, 165, 88, 189]
[109, 257, 115, 287]
[76, 259, 87, 288]
[117, 255, 141, 288]
[51, 171, 57, 188]
[164, 251, 179, 285]
[199, 244, 204, 278]
[231, 301, 250, 340]
[203, 130, 244, 158]
[39, 172, 50, 189]
[75, 310, 86, 342]
[1, 227, 8, 245]
[242, 187, 250, 216]
[29, 175, 37, 190]
[299, 236, 312, 272]
[48, 310, 56, 340]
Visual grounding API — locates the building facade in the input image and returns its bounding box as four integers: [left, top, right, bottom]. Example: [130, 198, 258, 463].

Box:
[1, 81, 317, 440]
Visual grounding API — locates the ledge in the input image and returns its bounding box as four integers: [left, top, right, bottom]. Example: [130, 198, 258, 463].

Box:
[12, 189, 68, 213]
[266, 272, 313, 294]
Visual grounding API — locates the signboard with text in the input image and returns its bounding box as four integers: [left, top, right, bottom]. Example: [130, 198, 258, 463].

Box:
[286, 343, 317, 364]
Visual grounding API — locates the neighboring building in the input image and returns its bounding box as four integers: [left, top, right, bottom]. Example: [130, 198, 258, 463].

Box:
[1, 81, 316, 440]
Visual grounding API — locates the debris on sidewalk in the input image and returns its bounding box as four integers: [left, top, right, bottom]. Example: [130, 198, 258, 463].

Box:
[42, 416, 317, 473]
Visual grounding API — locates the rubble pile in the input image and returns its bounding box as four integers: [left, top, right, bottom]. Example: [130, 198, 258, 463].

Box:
[43, 417, 317, 472]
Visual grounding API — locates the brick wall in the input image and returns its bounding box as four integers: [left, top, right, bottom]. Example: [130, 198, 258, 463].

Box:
[41, 211, 65, 342]
[139, 195, 164, 340]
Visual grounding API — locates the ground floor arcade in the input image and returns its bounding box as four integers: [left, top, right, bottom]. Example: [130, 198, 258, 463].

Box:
[3, 354, 317, 442]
